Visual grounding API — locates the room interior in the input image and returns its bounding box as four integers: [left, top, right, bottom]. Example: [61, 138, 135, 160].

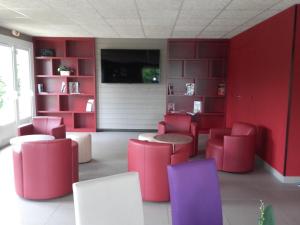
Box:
[1, 0, 300, 225]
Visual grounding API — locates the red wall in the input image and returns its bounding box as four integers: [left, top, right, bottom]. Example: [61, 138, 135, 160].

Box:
[227, 7, 295, 175]
[286, 6, 300, 176]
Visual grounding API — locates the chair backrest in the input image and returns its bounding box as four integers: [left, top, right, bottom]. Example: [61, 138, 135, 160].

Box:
[73, 172, 144, 225]
[32, 116, 63, 135]
[164, 114, 192, 133]
[128, 139, 172, 201]
[231, 122, 256, 136]
[18, 139, 73, 199]
[167, 159, 223, 225]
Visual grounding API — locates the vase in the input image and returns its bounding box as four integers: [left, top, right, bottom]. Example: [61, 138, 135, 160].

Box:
[60, 71, 70, 76]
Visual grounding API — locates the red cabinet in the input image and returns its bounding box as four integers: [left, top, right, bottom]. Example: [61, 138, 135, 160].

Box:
[33, 37, 96, 132]
[167, 39, 228, 133]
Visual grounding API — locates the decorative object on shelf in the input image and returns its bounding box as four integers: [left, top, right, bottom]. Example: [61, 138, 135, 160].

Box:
[37, 83, 44, 93]
[167, 102, 175, 112]
[61, 82, 66, 93]
[168, 83, 174, 95]
[86, 99, 95, 112]
[193, 100, 203, 113]
[39, 48, 55, 57]
[185, 83, 195, 96]
[217, 83, 225, 96]
[69, 82, 80, 94]
[58, 65, 73, 76]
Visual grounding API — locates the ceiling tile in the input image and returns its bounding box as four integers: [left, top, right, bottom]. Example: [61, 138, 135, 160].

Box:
[139, 9, 178, 19]
[271, 0, 300, 10]
[136, 0, 182, 11]
[217, 9, 262, 19]
[210, 18, 250, 27]
[179, 10, 220, 19]
[204, 24, 236, 32]
[174, 25, 204, 32]
[175, 18, 211, 27]
[199, 30, 226, 38]
[182, 0, 231, 10]
[172, 30, 198, 38]
[227, 0, 280, 10]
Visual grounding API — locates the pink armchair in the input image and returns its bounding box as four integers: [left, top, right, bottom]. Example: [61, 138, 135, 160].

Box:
[158, 114, 198, 156]
[18, 116, 66, 139]
[13, 139, 78, 200]
[206, 122, 257, 173]
[128, 139, 189, 202]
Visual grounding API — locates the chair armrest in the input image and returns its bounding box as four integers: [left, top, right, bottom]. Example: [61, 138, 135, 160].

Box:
[18, 124, 34, 136]
[157, 121, 166, 135]
[209, 128, 231, 139]
[51, 125, 66, 139]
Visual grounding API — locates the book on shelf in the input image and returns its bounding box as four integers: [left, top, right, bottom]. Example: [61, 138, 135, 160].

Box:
[168, 83, 174, 95]
[61, 82, 66, 93]
[193, 100, 203, 113]
[86, 99, 94, 112]
[68, 81, 80, 94]
[185, 83, 195, 96]
[167, 102, 175, 112]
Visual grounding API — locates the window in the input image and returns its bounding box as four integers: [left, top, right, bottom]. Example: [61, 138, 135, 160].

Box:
[16, 48, 33, 120]
[0, 35, 33, 146]
[0, 44, 15, 125]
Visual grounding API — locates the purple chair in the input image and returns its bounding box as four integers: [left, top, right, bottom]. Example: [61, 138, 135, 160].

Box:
[167, 159, 222, 225]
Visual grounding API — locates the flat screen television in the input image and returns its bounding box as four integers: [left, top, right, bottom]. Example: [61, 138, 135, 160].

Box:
[101, 49, 160, 83]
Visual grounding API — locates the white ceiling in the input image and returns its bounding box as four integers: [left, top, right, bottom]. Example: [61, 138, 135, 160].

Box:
[0, 0, 299, 38]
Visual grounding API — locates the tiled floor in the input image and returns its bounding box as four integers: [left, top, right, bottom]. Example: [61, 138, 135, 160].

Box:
[0, 132, 299, 225]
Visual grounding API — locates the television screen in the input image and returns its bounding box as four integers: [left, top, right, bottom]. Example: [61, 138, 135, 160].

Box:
[101, 49, 160, 83]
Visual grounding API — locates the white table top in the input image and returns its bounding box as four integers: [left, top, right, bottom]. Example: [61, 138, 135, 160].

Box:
[153, 133, 192, 145]
[10, 134, 55, 145]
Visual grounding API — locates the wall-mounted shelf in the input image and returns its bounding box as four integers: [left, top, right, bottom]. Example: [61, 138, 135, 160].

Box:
[33, 37, 96, 132]
[167, 39, 228, 131]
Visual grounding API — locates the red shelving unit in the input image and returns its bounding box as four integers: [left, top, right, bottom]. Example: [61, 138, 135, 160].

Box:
[33, 37, 96, 132]
[167, 39, 229, 133]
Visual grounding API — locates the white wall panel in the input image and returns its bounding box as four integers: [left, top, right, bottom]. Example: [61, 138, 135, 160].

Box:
[96, 38, 167, 129]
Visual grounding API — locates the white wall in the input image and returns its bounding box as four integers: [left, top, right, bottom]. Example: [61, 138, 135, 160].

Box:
[96, 39, 167, 130]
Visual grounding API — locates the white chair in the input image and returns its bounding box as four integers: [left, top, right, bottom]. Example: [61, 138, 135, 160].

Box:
[72, 172, 144, 225]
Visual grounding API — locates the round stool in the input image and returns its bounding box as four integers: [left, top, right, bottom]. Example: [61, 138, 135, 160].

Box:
[66, 132, 92, 163]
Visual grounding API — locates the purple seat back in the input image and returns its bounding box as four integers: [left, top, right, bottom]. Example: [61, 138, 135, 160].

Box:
[167, 159, 223, 225]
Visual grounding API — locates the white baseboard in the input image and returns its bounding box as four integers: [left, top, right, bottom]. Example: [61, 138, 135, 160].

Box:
[256, 156, 300, 183]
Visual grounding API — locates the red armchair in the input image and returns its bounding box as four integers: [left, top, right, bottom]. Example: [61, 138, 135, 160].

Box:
[18, 116, 66, 139]
[13, 139, 78, 200]
[158, 114, 198, 156]
[128, 139, 189, 202]
[206, 122, 257, 173]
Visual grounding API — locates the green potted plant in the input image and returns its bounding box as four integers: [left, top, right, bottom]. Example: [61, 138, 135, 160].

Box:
[57, 65, 73, 76]
[259, 200, 275, 225]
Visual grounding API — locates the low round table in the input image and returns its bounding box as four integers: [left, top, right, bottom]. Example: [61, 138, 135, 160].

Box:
[10, 134, 55, 152]
[153, 133, 193, 153]
[138, 133, 157, 142]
